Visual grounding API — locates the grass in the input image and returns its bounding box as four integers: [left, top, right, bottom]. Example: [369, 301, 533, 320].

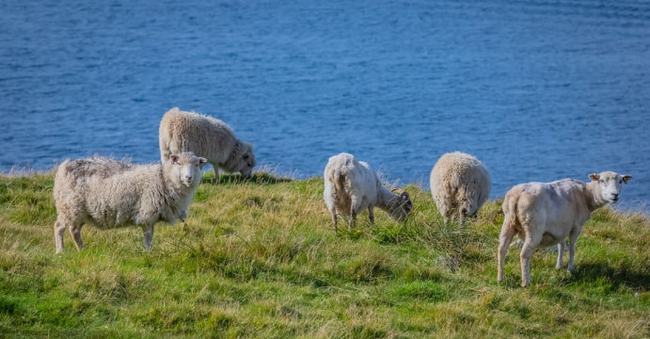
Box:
[0, 172, 648, 338]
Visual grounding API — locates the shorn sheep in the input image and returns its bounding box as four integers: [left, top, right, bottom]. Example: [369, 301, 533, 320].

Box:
[53, 152, 207, 253]
[497, 171, 631, 287]
[159, 107, 256, 180]
[323, 153, 412, 231]
[429, 152, 491, 224]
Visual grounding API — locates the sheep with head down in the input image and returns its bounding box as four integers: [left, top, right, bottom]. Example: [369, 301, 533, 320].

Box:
[53, 152, 207, 253]
[159, 107, 256, 181]
[323, 153, 412, 232]
[429, 151, 491, 225]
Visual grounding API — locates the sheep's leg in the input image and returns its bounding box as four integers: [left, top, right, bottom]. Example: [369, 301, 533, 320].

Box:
[54, 218, 67, 254]
[459, 209, 466, 228]
[348, 211, 356, 231]
[143, 224, 155, 251]
[329, 207, 338, 232]
[68, 223, 84, 251]
[368, 206, 375, 224]
[497, 221, 516, 283]
[210, 162, 219, 184]
[349, 196, 362, 230]
[443, 207, 454, 226]
[519, 236, 539, 287]
[555, 241, 565, 269]
[567, 233, 579, 273]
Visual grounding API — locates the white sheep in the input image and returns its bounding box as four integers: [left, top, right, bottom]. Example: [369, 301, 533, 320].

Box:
[429, 152, 491, 224]
[53, 152, 207, 253]
[497, 171, 632, 287]
[159, 107, 256, 181]
[323, 153, 412, 232]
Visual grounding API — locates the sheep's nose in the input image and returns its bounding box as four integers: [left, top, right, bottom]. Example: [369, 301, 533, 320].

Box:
[185, 175, 193, 182]
[611, 193, 619, 201]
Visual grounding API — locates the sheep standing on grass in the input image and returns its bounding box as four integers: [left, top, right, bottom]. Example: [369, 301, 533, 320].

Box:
[159, 107, 256, 181]
[497, 171, 631, 287]
[53, 152, 207, 253]
[429, 152, 491, 224]
[323, 153, 412, 232]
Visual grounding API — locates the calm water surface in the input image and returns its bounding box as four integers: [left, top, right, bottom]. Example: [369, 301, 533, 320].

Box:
[1, 0, 649, 207]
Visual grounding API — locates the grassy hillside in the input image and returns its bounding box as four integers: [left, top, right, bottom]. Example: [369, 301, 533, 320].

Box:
[0, 173, 648, 338]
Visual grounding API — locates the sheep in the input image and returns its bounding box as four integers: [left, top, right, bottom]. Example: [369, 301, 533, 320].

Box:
[429, 152, 491, 224]
[497, 171, 632, 287]
[159, 107, 256, 181]
[53, 152, 207, 253]
[323, 153, 412, 232]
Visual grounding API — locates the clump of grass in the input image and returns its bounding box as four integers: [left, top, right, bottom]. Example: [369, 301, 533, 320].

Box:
[0, 173, 648, 337]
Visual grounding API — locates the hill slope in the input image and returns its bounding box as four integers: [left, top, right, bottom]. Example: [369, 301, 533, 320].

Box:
[0, 173, 648, 337]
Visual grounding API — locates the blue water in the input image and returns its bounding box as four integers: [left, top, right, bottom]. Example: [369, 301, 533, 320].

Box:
[2, 1, 649, 207]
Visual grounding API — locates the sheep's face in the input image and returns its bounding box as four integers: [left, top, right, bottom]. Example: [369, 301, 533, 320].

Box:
[460, 199, 478, 219]
[389, 191, 413, 221]
[168, 152, 208, 188]
[237, 143, 256, 178]
[590, 171, 631, 203]
[459, 193, 482, 219]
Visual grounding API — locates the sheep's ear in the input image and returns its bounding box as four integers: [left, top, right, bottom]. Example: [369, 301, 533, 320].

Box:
[170, 154, 179, 164]
[589, 173, 600, 181]
[198, 157, 208, 165]
[622, 175, 632, 183]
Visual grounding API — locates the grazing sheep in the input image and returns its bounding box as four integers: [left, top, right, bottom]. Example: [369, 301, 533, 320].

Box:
[429, 152, 491, 224]
[323, 153, 412, 232]
[53, 152, 207, 253]
[497, 171, 632, 287]
[159, 107, 256, 181]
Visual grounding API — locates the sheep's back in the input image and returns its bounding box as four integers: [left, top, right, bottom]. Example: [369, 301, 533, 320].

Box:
[430, 152, 491, 204]
[160, 108, 238, 161]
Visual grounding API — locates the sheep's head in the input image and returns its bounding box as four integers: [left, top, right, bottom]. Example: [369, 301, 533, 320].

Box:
[589, 171, 631, 204]
[388, 190, 413, 221]
[166, 152, 208, 188]
[235, 142, 256, 178]
[459, 194, 480, 219]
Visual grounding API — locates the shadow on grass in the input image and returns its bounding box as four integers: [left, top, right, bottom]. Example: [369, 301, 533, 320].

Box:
[202, 172, 292, 185]
[571, 262, 650, 290]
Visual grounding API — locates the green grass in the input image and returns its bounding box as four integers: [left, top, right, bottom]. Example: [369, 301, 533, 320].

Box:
[0, 172, 648, 338]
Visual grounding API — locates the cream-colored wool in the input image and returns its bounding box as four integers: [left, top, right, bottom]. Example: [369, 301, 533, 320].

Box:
[53, 152, 207, 253]
[497, 171, 632, 287]
[159, 107, 256, 179]
[323, 153, 412, 232]
[429, 152, 491, 224]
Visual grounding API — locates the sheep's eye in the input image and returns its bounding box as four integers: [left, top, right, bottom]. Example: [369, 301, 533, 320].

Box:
[243, 154, 249, 160]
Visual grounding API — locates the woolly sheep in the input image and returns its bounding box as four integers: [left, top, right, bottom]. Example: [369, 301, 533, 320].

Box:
[159, 107, 256, 181]
[429, 152, 491, 224]
[497, 171, 631, 287]
[323, 153, 412, 232]
[53, 152, 207, 253]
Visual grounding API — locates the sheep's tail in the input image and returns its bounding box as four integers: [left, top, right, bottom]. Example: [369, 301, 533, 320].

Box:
[159, 139, 171, 163]
[501, 193, 518, 230]
[331, 168, 348, 196]
[158, 117, 172, 163]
